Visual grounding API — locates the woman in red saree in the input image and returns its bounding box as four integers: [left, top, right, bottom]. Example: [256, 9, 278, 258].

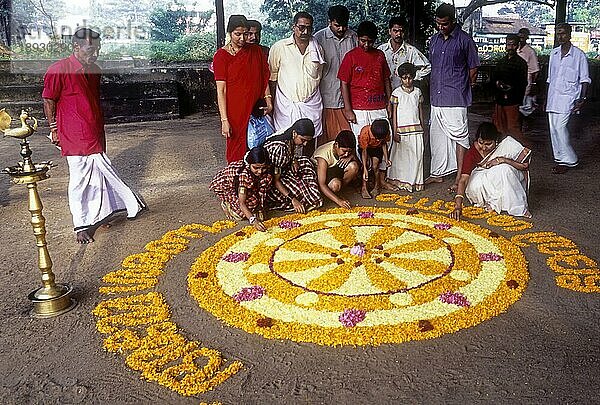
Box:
[213, 15, 272, 163]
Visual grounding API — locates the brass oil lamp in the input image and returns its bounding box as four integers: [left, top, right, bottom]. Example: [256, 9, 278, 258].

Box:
[1, 109, 76, 317]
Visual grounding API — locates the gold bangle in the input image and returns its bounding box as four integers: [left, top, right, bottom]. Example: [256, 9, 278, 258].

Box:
[264, 94, 272, 99]
[221, 117, 228, 122]
[455, 194, 464, 199]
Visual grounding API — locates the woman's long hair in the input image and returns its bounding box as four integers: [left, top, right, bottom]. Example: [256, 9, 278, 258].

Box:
[266, 118, 315, 143]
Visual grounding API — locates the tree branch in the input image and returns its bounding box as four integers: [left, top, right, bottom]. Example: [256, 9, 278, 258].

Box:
[459, 0, 555, 22]
[24, 0, 55, 36]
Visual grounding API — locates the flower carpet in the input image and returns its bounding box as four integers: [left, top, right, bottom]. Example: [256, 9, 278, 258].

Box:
[93, 195, 599, 396]
[188, 207, 528, 346]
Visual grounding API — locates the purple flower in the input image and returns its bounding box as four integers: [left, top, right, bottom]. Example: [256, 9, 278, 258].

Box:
[358, 211, 375, 219]
[434, 223, 452, 230]
[439, 291, 471, 307]
[223, 252, 250, 263]
[278, 220, 301, 230]
[339, 309, 367, 327]
[479, 252, 503, 261]
[350, 244, 366, 257]
[233, 285, 265, 302]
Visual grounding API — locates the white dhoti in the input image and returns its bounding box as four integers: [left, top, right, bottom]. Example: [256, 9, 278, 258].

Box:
[466, 136, 531, 217]
[273, 86, 323, 138]
[67, 152, 145, 231]
[548, 112, 578, 167]
[350, 109, 389, 137]
[429, 106, 470, 178]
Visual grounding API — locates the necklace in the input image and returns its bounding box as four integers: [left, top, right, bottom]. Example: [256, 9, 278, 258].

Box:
[228, 43, 240, 56]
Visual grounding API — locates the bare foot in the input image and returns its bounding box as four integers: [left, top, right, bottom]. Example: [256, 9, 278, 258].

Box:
[76, 229, 94, 244]
[424, 176, 443, 185]
[361, 188, 372, 199]
[371, 188, 380, 197]
[380, 180, 399, 192]
[387, 179, 401, 187]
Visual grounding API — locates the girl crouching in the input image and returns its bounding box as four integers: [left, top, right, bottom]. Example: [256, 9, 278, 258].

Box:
[209, 146, 273, 231]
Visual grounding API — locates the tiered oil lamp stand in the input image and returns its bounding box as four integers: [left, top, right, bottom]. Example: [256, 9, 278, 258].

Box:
[1, 109, 76, 317]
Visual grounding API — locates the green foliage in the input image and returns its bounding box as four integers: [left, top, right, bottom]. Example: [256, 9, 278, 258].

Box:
[259, 0, 436, 49]
[149, 2, 189, 42]
[149, 2, 213, 42]
[259, 0, 324, 45]
[570, 1, 600, 27]
[149, 32, 216, 62]
[386, 0, 436, 50]
[587, 52, 600, 62]
[101, 41, 152, 58]
[345, 0, 391, 42]
[11, 0, 67, 27]
[512, 1, 553, 27]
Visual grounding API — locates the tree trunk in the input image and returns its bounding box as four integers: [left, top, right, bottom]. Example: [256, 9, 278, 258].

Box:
[0, 0, 11, 47]
[554, 0, 566, 47]
[215, 0, 225, 47]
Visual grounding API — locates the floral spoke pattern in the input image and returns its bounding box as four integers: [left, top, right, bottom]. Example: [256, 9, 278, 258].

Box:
[307, 262, 358, 293]
[188, 207, 528, 346]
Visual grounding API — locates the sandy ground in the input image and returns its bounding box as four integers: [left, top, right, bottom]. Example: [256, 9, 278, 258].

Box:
[1, 103, 599, 404]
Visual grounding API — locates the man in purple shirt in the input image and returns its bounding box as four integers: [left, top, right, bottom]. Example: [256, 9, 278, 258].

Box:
[427, 3, 480, 192]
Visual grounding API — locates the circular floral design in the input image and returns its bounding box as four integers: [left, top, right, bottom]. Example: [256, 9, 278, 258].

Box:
[188, 207, 528, 346]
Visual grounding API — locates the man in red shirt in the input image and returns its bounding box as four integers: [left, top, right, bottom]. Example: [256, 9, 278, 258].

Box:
[43, 28, 146, 244]
[338, 20, 391, 151]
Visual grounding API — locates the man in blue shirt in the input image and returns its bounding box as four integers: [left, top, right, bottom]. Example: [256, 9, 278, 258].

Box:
[427, 3, 480, 193]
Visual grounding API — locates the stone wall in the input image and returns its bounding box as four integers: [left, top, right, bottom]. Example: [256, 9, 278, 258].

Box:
[1, 60, 598, 125]
[0, 60, 197, 124]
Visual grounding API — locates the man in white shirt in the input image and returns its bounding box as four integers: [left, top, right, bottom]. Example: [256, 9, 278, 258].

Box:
[314, 5, 357, 145]
[269, 11, 325, 156]
[517, 28, 540, 116]
[546, 23, 591, 174]
[377, 16, 431, 90]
